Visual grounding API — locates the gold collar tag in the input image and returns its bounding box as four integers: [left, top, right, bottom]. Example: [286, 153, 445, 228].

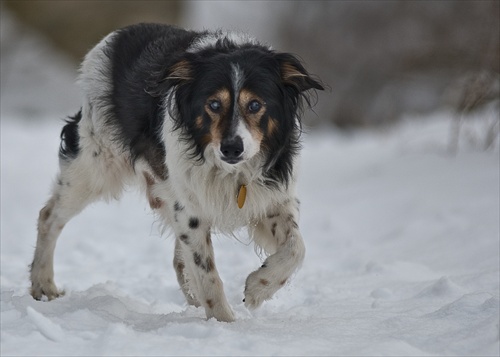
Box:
[237, 185, 247, 209]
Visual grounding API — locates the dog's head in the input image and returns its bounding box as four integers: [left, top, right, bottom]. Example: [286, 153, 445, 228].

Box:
[164, 38, 323, 184]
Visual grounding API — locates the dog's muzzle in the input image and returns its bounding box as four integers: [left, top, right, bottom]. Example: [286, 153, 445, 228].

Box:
[220, 136, 243, 164]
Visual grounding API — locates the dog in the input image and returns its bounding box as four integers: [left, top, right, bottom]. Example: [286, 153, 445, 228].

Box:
[30, 23, 323, 322]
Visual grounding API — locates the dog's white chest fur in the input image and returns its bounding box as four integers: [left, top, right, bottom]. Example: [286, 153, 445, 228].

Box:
[160, 121, 292, 232]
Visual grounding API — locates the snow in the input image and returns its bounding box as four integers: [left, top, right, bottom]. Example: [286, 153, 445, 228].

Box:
[1, 10, 499, 355]
[1, 112, 499, 356]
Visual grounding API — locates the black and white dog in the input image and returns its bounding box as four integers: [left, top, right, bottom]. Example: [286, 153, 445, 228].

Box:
[30, 23, 323, 322]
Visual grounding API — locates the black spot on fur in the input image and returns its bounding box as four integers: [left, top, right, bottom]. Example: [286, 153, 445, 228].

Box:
[271, 222, 277, 237]
[193, 252, 214, 273]
[179, 234, 189, 244]
[287, 214, 299, 229]
[189, 217, 199, 229]
[174, 201, 184, 211]
[59, 109, 82, 161]
[205, 258, 214, 272]
[267, 212, 280, 219]
[193, 252, 202, 266]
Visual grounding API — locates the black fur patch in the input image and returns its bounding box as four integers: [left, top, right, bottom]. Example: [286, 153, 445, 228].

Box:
[179, 234, 189, 244]
[174, 201, 184, 211]
[59, 109, 82, 161]
[193, 252, 214, 273]
[271, 222, 277, 237]
[104, 24, 199, 178]
[189, 217, 199, 229]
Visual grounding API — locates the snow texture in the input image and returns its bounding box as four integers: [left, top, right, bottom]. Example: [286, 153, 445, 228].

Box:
[1, 10, 499, 356]
[2, 112, 499, 356]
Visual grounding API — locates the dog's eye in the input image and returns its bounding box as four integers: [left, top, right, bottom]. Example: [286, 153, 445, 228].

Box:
[248, 100, 262, 113]
[208, 100, 222, 113]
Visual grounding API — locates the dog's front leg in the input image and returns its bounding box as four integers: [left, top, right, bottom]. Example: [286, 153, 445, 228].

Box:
[244, 199, 306, 309]
[170, 204, 235, 322]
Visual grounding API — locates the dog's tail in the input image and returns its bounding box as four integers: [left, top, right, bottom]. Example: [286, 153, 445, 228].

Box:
[59, 109, 82, 161]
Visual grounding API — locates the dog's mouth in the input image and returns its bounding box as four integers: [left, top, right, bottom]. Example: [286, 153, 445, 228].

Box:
[221, 156, 243, 165]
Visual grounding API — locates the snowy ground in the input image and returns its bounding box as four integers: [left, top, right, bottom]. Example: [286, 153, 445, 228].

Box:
[1, 109, 499, 356]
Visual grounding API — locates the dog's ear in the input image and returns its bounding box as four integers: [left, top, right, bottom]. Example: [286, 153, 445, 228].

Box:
[166, 59, 193, 82]
[276, 53, 324, 92]
[145, 59, 193, 97]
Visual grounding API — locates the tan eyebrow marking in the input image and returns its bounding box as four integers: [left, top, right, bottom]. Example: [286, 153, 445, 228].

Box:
[205, 88, 231, 146]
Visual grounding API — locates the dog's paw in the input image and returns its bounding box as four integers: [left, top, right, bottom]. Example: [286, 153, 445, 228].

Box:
[205, 302, 235, 322]
[243, 269, 282, 309]
[185, 294, 201, 307]
[30, 280, 64, 301]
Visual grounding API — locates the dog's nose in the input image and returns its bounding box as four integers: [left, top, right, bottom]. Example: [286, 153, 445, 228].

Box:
[220, 136, 243, 164]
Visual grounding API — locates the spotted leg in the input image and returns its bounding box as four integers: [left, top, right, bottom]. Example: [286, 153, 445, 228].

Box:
[31, 157, 122, 300]
[244, 198, 305, 308]
[167, 201, 235, 322]
[173, 238, 201, 307]
[30, 190, 87, 300]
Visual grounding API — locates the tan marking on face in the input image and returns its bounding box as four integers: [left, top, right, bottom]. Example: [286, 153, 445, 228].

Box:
[267, 117, 278, 136]
[195, 116, 213, 148]
[205, 88, 231, 146]
[195, 115, 203, 129]
[238, 89, 266, 144]
[199, 134, 213, 149]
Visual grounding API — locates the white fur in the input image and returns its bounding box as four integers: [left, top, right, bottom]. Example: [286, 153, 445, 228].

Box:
[187, 30, 259, 53]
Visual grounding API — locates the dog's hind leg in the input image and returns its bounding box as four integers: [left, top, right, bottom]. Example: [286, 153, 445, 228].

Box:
[30, 111, 130, 300]
[30, 182, 92, 300]
[31, 159, 101, 300]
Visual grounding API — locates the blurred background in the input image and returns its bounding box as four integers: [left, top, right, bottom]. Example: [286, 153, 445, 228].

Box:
[1, 0, 499, 135]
